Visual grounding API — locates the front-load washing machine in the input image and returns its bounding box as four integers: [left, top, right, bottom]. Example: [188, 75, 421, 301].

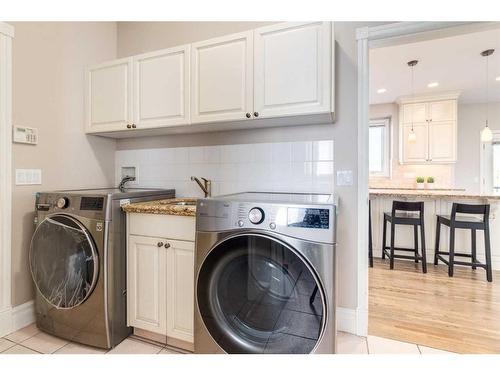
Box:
[30, 188, 174, 348]
[194, 192, 337, 354]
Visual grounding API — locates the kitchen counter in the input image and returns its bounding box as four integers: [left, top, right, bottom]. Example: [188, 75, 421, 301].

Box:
[122, 198, 197, 216]
[369, 188, 500, 201]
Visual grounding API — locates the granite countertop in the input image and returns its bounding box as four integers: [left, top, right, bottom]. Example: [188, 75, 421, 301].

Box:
[122, 198, 197, 216]
[369, 188, 500, 200]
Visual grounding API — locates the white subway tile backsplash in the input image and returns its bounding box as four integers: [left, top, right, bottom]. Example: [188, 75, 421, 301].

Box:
[115, 140, 334, 197]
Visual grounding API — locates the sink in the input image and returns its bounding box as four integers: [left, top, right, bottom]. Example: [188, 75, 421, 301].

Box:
[158, 198, 197, 206]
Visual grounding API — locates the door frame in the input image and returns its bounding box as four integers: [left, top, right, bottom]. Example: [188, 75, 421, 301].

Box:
[0, 22, 13, 336]
[355, 21, 497, 336]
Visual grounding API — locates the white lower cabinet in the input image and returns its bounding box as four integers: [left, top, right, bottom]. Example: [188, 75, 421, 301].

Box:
[127, 214, 195, 345]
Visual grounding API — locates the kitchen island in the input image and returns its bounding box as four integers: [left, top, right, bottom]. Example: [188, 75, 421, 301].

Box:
[369, 188, 500, 271]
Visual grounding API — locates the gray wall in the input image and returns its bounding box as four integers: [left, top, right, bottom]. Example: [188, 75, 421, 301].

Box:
[116, 21, 371, 310]
[10, 22, 117, 307]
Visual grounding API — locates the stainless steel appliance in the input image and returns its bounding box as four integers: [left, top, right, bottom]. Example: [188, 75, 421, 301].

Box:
[194, 192, 337, 354]
[30, 188, 175, 349]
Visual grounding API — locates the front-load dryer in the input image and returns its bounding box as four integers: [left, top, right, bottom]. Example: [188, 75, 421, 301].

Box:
[194, 192, 337, 354]
[30, 188, 174, 348]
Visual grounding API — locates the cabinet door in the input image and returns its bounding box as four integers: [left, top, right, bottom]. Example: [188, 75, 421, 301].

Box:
[253, 22, 332, 118]
[402, 103, 427, 124]
[127, 235, 167, 335]
[428, 121, 456, 163]
[86, 58, 133, 133]
[166, 239, 195, 343]
[401, 122, 429, 163]
[133, 45, 190, 129]
[428, 100, 455, 122]
[191, 31, 253, 123]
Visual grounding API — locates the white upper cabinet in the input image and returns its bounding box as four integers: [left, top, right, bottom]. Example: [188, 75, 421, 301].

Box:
[398, 94, 458, 164]
[133, 45, 190, 129]
[253, 22, 332, 119]
[86, 58, 133, 133]
[190, 31, 253, 124]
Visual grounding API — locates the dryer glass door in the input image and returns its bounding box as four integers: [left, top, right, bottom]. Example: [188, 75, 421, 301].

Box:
[197, 234, 325, 354]
[30, 215, 99, 309]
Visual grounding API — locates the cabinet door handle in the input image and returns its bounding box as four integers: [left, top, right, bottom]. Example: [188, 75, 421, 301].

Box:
[126, 124, 132, 129]
[245, 113, 251, 119]
[157, 242, 164, 247]
[132, 124, 137, 129]
[164, 243, 171, 249]
[253, 112, 259, 117]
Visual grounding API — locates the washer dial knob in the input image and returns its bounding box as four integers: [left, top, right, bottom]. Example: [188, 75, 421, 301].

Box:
[248, 207, 265, 224]
[56, 197, 69, 209]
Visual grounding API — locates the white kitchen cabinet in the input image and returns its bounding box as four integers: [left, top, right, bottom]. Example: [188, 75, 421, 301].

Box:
[166, 239, 195, 343]
[127, 235, 167, 334]
[253, 22, 333, 119]
[398, 94, 458, 164]
[133, 45, 190, 129]
[190, 31, 253, 124]
[86, 58, 133, 133]
[127, 213, 195, 345]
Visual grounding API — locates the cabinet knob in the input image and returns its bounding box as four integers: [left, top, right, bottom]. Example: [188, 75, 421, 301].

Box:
[245, 113, 251, 118]
[164, 243, 171, 249]
[132, 124, 137, 128]
[126, 124, 132, 129]
[253, 112, 259, 117]
[157, 242, 164, 247]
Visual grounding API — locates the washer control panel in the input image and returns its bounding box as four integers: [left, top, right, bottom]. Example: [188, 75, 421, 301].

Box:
[196, 198, 336, 244]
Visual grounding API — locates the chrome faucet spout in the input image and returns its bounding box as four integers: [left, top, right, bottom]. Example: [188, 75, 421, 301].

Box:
[191, 176, 212, 198]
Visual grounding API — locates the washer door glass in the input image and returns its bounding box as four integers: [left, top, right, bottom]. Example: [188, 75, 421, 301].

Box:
[197, 234, 324, 354]
[30, 215, 99, 309]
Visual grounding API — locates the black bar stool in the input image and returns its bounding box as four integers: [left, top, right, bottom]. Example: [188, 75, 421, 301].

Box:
[434, 203, 492, 282]
[382, 201, 427, 273]
[369, 200, 373, 268]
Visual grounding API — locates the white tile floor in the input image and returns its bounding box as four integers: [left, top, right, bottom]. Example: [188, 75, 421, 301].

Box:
[0, 324, 456, 354]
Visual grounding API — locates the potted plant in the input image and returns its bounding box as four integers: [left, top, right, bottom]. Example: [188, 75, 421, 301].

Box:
[416, 177, 425, 189]
[426, 176, 435, 189]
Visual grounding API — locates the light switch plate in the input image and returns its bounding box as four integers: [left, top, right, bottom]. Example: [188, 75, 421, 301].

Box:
[336, 170, 353, 186]
[13, 126, 38, 145]
[15, 169, 42, 185]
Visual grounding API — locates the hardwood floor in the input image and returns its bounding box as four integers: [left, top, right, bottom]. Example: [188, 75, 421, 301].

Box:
[369, 258, 500, 354]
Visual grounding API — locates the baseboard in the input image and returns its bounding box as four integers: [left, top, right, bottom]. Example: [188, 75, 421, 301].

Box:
[0, 307, 13, 337]
[337, 307, 367, 337]
[11, 300, 35, 331]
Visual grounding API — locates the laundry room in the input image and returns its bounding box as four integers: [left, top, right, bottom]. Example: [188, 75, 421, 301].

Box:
[0, 1, 499, 375]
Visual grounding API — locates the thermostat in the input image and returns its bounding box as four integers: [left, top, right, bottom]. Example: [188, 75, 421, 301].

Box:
[13, 126, 38, 145]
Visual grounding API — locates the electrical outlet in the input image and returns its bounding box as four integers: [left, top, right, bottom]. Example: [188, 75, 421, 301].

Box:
[15, 169, 42, 185]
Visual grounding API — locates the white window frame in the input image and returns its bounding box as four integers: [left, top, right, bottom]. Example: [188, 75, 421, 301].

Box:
[368, 117, 391, 177]
[480, 130, 500, 194]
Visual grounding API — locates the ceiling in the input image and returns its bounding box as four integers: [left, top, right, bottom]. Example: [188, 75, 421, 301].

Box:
[369, 27, 500, 105]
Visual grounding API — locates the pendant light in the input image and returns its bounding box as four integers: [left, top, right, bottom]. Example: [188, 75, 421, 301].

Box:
[481, 49, 494, 143]
[408, 60, 419, 143]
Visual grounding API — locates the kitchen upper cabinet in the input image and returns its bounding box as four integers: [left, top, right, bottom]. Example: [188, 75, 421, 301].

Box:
[127, 235, 167, 335]
[166, 239, 195, 343]
[190, 31, 253, 123]
[402, 123, 429, 163]
[253, 22, 332, 118]
[86, 58, 133, 133]
[133, 45, 190, 129]
[398, 94, 458, 164]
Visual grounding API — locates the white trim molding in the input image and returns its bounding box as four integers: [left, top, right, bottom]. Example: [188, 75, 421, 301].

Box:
[12, 300, 36, 331]
[356, 21, 487, 339]
[0, 22, 13, 337]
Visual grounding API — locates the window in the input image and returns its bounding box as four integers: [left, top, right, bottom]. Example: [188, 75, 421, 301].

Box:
[494, 142, 500, 192]
[369, 118, 391, 177]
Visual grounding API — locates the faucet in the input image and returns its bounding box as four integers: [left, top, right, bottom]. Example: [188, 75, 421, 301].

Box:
[118, 176, 136, 192]
[191, 176, 211, 198]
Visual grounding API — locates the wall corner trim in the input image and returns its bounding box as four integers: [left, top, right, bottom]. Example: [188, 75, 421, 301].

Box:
[12, 300, 36, 331]
[337, 307, 367, 337]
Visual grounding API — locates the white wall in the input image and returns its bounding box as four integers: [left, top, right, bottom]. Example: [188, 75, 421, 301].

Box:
[115, 21, 369, 312]
[9, 22, 117, 307]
